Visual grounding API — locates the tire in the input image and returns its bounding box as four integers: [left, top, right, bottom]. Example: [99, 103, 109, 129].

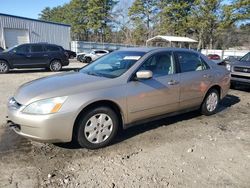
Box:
[201, 89, 220, 116]
[69, 55, 74, 59]
[85, 57, 92, 64]
[74, 107, 119, 149]
[49, 60, 62, 72]
[0, 60, 10, 74]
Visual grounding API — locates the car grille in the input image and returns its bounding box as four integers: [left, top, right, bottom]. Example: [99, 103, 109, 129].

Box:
[234, 66, 250, 73]
[231, 74, 250, 80]
[8, 97, 22, 110]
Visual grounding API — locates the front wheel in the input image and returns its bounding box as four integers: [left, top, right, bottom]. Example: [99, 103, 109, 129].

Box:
[74, 107, 119, 149]
[49, 60, 62, 72]
[201, 89, 219, 116]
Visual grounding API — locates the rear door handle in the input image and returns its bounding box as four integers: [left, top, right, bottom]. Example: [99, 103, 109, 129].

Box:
[168, 80, 179, 85]
[26, 55, 31, 58]
[43, 54, 48, 57]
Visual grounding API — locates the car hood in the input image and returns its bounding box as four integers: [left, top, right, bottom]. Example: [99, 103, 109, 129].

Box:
[14, 71, 112, 105]
[230, 60, 250, 67]
[0, 52, 8, 56]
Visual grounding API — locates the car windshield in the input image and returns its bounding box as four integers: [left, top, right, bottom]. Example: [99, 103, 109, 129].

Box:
[80, 50, 146, 78]
[3, 45, 17, 52]
[240, 52, 250, 62]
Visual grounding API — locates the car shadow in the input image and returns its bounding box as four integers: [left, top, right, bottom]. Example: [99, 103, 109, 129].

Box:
[55, 94, 240, 149]
[217, 94, 240, 112]
[231, 85, 250, 92]
[7, 67, 80, 74]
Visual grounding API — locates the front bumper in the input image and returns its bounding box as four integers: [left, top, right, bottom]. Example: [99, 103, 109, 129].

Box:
[7, 107, 76, 143]
[231, 73, 250, 85]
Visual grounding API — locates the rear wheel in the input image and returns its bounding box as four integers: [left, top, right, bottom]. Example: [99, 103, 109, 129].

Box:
[49, 60, 62, 72]
[74, 107, 119, 149]
[201, 89, 219, 116]
[85, 57, 92, 64]
[0, 60, 9, 73]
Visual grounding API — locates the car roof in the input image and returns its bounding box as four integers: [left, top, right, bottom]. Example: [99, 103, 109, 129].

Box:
[18, 43, 61, 47]
[117, 47, 199, 54]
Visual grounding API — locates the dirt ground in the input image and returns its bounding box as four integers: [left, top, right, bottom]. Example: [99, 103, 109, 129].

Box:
[0, 60, 249, 188]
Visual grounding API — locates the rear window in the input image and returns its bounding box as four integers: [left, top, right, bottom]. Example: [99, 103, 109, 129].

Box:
[46, 45, 61, 52]
[97, 51, 107, 54]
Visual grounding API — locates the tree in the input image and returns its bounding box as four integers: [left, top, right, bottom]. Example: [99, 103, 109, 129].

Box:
[39, 6, 67, 23]
[157, 0, 194, 36]
[39, 0, 117, 42]
[112, 1, 134, 44]
[222, 0, 250, 28]
[87, 0, 118, 42]
[39, 7, 53, 21]
[64, 0, 89, 40]
[188, 0, 222, 49]
[38, 0, 249, 48]
[128, 0, 159, 44]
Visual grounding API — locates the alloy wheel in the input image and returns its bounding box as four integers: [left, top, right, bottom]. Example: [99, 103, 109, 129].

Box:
[0, 62, 8, 73]
[50, 61, 62, 71]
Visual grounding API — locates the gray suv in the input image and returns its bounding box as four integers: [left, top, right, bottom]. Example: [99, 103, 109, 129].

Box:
[7, 48, 230, 149]
[226, 52, 250, 87]
[0, 43, 69, 73]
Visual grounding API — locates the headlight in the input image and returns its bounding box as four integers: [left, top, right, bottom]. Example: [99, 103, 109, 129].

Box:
[22, 96, 68, 115]
[226, 64, 231, 71]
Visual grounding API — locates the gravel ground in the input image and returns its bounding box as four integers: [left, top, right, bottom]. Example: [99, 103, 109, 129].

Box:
[0, 60, 249, 188]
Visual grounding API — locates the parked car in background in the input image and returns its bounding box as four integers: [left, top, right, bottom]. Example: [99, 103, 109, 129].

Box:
[226, 52, 250, 87]
[65, 50, 76, 59]
[0, 43, 69, 73]
[83, 49, 109, 63]
[76, 52, 86, 62]
[224, 55, 242, 63]
[7, 48, 230, 149]
[207, 54, 220, 60]
[0, 47, 4, 52]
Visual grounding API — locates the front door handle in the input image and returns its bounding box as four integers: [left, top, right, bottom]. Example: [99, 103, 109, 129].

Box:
[168, 80, 179, 85]
[26, 55, 31, 58]
[43, 54, 48, 57]
[203, 74, 212, 78]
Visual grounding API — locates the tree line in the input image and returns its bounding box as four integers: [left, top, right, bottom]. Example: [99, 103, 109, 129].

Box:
[39, 0, 250, 49]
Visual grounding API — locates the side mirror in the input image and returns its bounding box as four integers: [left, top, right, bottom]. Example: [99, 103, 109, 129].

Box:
[136, 70, 153, 80]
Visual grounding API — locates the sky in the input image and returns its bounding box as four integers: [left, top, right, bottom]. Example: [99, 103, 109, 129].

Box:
[0, 0, 70, 19]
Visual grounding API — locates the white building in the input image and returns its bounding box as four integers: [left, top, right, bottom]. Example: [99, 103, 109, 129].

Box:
[0, 13, 71, 49]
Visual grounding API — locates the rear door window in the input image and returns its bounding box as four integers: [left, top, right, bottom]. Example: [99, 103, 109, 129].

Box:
[176, 52, 209, 73]
[31, 45, 45, 53]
